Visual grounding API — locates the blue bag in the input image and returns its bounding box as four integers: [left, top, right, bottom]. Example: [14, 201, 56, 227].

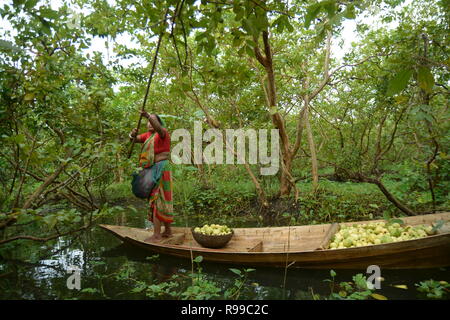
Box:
[131, 167, 155, 199]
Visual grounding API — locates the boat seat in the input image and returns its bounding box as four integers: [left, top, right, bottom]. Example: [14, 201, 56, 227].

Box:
[246, 240, 263, 252]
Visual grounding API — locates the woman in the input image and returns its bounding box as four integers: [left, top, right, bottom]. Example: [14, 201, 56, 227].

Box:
[129, 111, 174, 242]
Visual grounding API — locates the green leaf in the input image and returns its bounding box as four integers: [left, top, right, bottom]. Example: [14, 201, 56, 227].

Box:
[241, 18, 256, 37]
[128, 206, 138, 214]
[193, 255, 203, 263]
[229, 268, 242, 276]
[232, 36, 244, 47]
[233, 4, 244, 21]
[330, 269, 337, 277]
[411, 105, 433, 122]
[245, 39, 256, 47]
[39, 7, 60, 20]
[245, 44, 254, 57]
[205, 37, 216, 56]
[285, 21, 294, 32]
[25, 0, 39, 9]
[145, 255, 159, 261]
[81, 288, 99, 294]
[417, 66, 434, 93]
[195, 31, 207, 42]
[386, 69, 413, 96]
[13, 0, 26, 8]
[387, 218, 405, 226]
[432, 220, 446, 233]
[272, 16, 285, 33]
[254, 12, 270, 31]
[131, 285, 146, 293]
[44, 215, 57, 229]
[40, 19, 52, 35]
[344, 4, 356, 19]
[353, 273, 368, 290]
[322, 1, 337, 18]
[305, 3, 322, 28]
[0, 40, 22, 52]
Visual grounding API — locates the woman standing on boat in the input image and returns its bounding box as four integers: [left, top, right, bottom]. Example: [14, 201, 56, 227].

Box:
[129, 111, 174, 242]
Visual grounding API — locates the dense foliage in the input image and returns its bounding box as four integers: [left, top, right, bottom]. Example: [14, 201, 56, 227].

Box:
[0, 0, 448, 262]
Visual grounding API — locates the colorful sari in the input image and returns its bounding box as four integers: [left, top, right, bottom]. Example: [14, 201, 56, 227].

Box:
[139, 132, 174, 224]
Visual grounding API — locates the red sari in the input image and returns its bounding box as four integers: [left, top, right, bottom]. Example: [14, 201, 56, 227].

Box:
[137, 129, 174, 224]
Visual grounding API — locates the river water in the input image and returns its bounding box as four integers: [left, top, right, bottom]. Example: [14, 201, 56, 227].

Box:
[1, 208, 449, 300]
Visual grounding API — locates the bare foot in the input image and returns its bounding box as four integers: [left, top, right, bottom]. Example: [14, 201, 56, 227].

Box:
[144, 234, 163, 243]
[161, 231, 172, 238]
[162, 225, 172, 238]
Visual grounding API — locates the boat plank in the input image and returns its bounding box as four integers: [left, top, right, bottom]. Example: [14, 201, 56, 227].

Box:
[98, 212, 450, 269]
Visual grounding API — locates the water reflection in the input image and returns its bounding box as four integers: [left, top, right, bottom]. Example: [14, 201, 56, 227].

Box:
[36, 238, 85, 281]
[1, 209, 449, 300]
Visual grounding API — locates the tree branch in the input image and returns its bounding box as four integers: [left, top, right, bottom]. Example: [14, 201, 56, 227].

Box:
[0, 224, 90, 246]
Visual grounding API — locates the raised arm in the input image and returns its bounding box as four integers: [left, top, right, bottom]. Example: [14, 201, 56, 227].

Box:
[141, 111, 166, 139]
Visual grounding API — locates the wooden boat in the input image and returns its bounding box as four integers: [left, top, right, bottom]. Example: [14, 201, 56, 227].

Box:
[99, 212, 450, 269]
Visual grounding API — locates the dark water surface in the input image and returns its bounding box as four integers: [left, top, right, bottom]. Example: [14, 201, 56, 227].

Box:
[1, 209, 449, 300]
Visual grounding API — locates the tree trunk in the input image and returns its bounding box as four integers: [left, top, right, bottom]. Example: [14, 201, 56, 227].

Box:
[254, 31, 292, 197]
[357, 175, 416, 216]
[419, 33, 438, 212]
[279, 154, 292, 196]
[372, 179, 416, 216]
[13, 138, 37, 209]
[304, 103, 319, 192]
